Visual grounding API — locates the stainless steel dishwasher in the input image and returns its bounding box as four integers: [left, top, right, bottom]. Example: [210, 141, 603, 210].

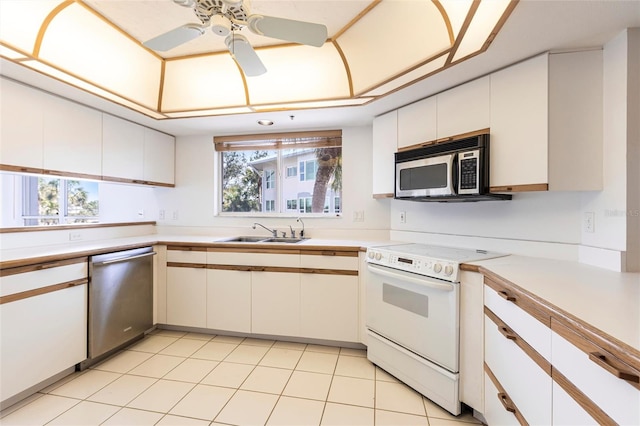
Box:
[81, 246, 155, 369]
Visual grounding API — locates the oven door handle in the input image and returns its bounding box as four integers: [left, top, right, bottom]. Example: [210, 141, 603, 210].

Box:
[367, 264, 454, 292]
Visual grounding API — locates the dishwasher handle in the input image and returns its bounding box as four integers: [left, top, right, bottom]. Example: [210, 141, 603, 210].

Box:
[92, 251, 157, 266]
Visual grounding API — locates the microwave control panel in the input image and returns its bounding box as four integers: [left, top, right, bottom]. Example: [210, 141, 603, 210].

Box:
[458, 149, 480, 194]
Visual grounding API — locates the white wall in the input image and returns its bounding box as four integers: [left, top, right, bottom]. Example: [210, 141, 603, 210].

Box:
[155, 126, 391, 240]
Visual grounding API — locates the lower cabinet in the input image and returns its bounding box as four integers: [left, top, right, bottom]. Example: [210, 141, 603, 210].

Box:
[166, 247, 207, 328]
[0, 258, 88, 407]
[252, 271, 301, 336]
[206, 269, 251, 333]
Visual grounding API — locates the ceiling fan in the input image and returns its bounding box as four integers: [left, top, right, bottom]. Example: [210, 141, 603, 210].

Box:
[143, 0, 328, 77]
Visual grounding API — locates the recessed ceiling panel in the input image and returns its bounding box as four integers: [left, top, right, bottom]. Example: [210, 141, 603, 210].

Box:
[0, 0, 65, 55]
[338, 0, 451, 94]
[362, 55, 448, 97]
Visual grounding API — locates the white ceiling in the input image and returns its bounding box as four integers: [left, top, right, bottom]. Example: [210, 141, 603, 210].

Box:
[1, 0, 639, 137]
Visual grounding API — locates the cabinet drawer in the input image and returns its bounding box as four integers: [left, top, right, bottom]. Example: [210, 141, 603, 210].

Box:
[167, 248, 207, 264]
[551, 319, 639, 425]
[0, 259, 87, 297]
[484, 278, 551, 360]
[485, 309, 552, 425]
[552, 381, 598, 425]
[208, 251, 299, 268]
[484, 365, 526, 426]
[300, 253, 358, 270]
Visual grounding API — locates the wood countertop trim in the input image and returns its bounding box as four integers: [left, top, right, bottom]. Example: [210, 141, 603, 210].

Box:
[478, 265, 640, 373]
[0, 221, 156, 234]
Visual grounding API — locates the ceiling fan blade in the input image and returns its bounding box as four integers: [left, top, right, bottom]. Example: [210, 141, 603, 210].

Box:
[143, 24, 206, 51]
[247, 15, 327, 47]
[225, 33, 266, 77]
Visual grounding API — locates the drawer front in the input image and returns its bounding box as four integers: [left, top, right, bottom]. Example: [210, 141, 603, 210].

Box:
[485, 310, 552, 425]
[484, 282, 551, 360]
[208, 252, 299, 268]
[484, 367, 525, 426]
[0, 261, 87, 297]
[552, 381, 599, 425]
[300, 253, 358, 270]
[167, 249, 207, 264]
[552, 320, 639, 425]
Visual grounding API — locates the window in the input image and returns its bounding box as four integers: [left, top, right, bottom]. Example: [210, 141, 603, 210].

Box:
[334, 196, 341, 213]
[22, 176, 99, 226]
[216, 130, 342, 215]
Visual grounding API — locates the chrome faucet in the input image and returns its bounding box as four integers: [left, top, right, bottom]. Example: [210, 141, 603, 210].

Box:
[296, 217, 305, 238]
[252, 222, 277, 237]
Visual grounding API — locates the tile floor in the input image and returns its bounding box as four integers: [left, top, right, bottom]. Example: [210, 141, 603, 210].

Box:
[0, 330, 483, 426]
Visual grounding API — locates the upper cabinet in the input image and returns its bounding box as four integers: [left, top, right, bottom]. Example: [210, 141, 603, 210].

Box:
[102, 114, 145, 181]
[372, 110, 397, 197]
[436, 76, 490, 140]
[397, 97, 436, 149]
[0, 79, 45, 171]
[490, 51, 603, 191]
[43, 95, 103, 177]
[143, 128, 175, 186]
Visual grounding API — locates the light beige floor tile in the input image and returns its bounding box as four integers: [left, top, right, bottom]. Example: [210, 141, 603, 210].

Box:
[375, 381, 425, 415]
[224, 344, 269, 364]
[190, 341, 238, 361]
[340, 347, 367, 357]
[49, 369, 121, 399]
[39, 371, 83, 394]
[306, 344, 341, 354]
[375, 409, 429, 426]
[159, 338, 207, 357]
[427, 417, 482, 426]
[0, 393, 43, 419]
[153, 329, 188, 338]
[92, 350, 153, 374]
[242, 337, 276, 347]
[129, 336, 179, 354]
[273, 341, 307, 351]
[182, 332, 215, 341]
[87, 375, 157, 406]
[163, 358, 218, 383]
[128, 354, 186, 379]
[47, 400, 119, 425]
[211, 335, 245, 344]
[327, 376, 375, 408]
[334, 355, 375, 379]
[266, 396, 325, 426]
[102, 407, 164, 425]
[169, 384, 235, 420]
[259, 347, 304, 369]
[283, 370, 332, 401]
[240, 366, 293, 394]
[214, 390, 279, 425]
[127, 379, 195, 413]
[0, 395, 79, 426]
[321, 402, 374, 426]
[201, 361, 254, 388]
[156, 414, 211, 425]
[296, 351, 338, 374]
[375, 367, 400, 383]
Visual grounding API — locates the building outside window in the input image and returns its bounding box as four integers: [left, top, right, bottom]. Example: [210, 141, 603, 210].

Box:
[265, 200, 275, 211]
[286, 166, 297, 178]
[265, 170, 275, 189]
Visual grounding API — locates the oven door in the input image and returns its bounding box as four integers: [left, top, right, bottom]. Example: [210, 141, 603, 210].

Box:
[366, 263, 459, 372]
[395, 153, 455, 198]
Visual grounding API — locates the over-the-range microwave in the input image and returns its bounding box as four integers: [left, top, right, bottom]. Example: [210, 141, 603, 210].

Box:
[394, 134, 511, 202]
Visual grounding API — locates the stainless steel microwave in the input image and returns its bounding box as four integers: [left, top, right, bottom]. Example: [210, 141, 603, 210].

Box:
[394, 134, 511, 202]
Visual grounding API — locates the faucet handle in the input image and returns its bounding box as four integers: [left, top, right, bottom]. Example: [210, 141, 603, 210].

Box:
[289, 226, 296, 238]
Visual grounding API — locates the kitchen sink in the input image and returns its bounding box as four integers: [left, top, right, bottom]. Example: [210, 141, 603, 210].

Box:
[221, 236, 304, 244]
[263, 237, 304, 244]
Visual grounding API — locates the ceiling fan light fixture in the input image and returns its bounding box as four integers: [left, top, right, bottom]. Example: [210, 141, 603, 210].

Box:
[211, 15, 232, 37]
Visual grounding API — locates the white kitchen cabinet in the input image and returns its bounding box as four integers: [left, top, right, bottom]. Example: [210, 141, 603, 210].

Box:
[436, 76, 490, 139]
[166, 248, 207, 328]
[252, 271, 300, 337]
[459, 270, 485, 412]
[483, 368, 523, 426]
[397, 96, 437, 149]
[102, 114, 144, 181]
[0, 78, 45, 171]
[207, 269, 251, 333]
[372, 110, 397, 197]
[0, 259, 88, 407]
[489, 51, 603, 191]
[143, 128, 175, 185]
[552, 381, 598, 425]
[43, 95, 103, 177]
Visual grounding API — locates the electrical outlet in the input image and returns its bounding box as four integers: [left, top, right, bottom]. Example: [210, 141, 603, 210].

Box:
[69, 231, 82, 241]
[172, 210, 179, 220]
[399, 211, 406, 223]
[159, 210, 165, 220]
[584, 211, 595, 233]
[352, 211, 364, 222]
[137, 210, 144, 218]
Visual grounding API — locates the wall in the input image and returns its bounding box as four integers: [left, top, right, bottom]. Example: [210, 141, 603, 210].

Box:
[155, 126, 390, 240]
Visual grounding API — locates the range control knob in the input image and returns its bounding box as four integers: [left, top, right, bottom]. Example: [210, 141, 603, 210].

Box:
[433, 263, 442, 273]
[444, 265, 454, 276]
[375, 252, 382, 261]
[368, 251, 375, 259]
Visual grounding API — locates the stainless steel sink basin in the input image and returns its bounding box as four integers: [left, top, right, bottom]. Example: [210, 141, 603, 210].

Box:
[263, 237, 304, 244]
[221, 236, 304, 244]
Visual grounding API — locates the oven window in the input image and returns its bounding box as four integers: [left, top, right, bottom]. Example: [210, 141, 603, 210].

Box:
[382, 283, 429, 318]
[399, 163, 447, 190]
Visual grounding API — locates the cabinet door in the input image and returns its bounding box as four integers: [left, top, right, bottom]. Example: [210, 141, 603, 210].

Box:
[0, 79, 45, 170]
[436, 76, 490, 139]
[252, 271, 300, 337]
[102, 114, 144, 181]
[166, 266, 207, 328]
[490, 54, 549, 188]
[143, 128, 175, 185]
[43, 96, 103, 177]
[300, 273, 358, 342]
[207, 269, 251, 333]
[372, 110, 397, 196]
[397, 96, 436, 149]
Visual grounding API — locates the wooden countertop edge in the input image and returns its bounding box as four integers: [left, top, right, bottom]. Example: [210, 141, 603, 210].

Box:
[0, 221, 156, 234]
[477, 265, 640, 370]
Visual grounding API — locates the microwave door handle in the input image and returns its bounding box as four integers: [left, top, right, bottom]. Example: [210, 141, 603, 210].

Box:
[451, 153, 459, 195]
